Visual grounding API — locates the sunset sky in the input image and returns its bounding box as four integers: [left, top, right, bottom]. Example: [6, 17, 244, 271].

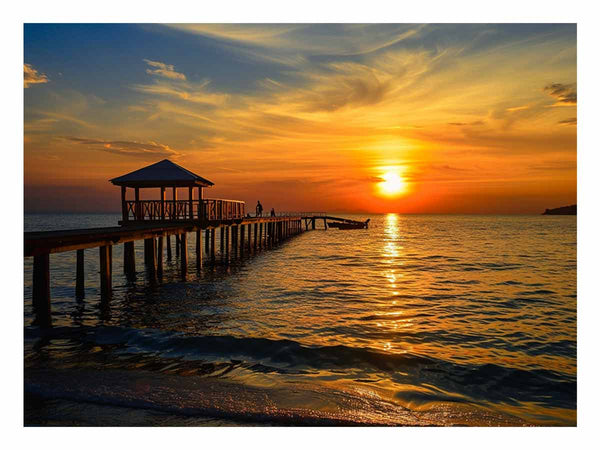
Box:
[24, 23, 576, 214]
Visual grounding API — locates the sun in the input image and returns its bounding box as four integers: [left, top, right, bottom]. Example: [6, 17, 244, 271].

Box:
[378, 171, 407, 197]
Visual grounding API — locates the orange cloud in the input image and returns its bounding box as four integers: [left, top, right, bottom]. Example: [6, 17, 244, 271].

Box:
[143, 59, 186, 80]
[24, 63, 48, 88]
[63, 136, 180, 158]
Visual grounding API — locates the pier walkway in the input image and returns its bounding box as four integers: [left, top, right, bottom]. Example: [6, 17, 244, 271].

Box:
[25, 213, 365, 327]
[24, 159, 368, 327]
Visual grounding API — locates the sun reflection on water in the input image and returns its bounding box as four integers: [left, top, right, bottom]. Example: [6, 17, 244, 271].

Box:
[378, 213, 415, 347]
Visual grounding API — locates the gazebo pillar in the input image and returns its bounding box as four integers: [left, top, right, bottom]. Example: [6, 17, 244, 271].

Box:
[172, 187, 177, 219]
[160, 187, 165, 220]
[134, 187, 140, 220]
[188, 186, 194, 219]
[121, 186, 127, 222]
[198, 187, 203, 220]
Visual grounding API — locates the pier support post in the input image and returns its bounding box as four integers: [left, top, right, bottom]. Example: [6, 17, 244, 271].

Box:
[205, 229, 210, 254]
[231, 225, 237, 257]
[210, 228, 216, 262]
[265, 222, 269, 247]
[248, 223, 252, 253]
[124, 241, 136, 280]
[240, 225, 245, 257]
[312, 218, 316, 230]
[33, 253, 51, 327]
[144, 238, 157, 283]
[180, 232, 188, 277]
[254, 223, 258, 251]
[225, 226, 230, 262]
[265, 223, 269, 248]
[99, 245, 112, 298]
[175, 234, 180, 257]
[76, 249, 85, 299]
[196, 229, 202, 270]
[166, 235, 172, 260]
[324, 218, 328, 230]
[259, 223, 263, 249]
[157, 236, 164, 278]
[220, 227, 225, 255]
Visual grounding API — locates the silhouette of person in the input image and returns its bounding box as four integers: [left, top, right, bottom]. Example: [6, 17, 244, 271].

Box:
[256, 201, 263, 217]
[270, 208, 276, 217]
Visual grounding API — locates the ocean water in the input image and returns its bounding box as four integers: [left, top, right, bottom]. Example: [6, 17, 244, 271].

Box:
[24, 213, 577, 426]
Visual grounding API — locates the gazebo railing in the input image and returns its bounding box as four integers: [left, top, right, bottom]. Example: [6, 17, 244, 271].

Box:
[124, 199, 245, 221]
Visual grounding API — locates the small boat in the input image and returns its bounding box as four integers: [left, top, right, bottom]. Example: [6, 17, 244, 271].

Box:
[328, 219, 369, 230]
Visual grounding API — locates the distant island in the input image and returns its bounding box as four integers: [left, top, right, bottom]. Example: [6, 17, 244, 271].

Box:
[542, 204, 576, 215]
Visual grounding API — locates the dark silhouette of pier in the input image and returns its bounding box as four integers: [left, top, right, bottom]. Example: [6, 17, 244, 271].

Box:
[24, 159, 367, 327]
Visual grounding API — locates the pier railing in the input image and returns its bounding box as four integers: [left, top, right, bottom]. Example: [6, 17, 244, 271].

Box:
[125, 199, 245, 222]
[249, 212, 327, 218]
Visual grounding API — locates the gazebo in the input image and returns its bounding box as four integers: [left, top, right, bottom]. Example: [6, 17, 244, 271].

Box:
[110, 159, 244, 224]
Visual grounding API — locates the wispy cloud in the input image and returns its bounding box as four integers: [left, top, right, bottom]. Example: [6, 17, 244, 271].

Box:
[165, 24, 424, 57]
[506, 105, 529, 112]
[448, 121, 484, 126]
[135, 60, 228, 107]
[143, 59, 186, 80]
[133, 80, 228, 107]
[558, 117, 577, 126]
[63, 136, 180, 158]
[24, 63, 48, 88]
[543, 83, 576, 106]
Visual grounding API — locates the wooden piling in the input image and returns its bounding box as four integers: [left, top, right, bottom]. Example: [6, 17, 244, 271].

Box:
[220, 227, 225, 255]
[196, 229, 202, 269]
[175, 234, 180, 257]
[166, 235, 172, 260]
[99, 245, 112, 298]
[254, 223, 258, 251]
[225, 226, 230, 262]
[240, 225, 245, 256]
[210, 228, 216, 262]
[324, 218, 328, 230]
[33, 253, 51, 327]
[247, 223, 252, 253]
[76, 249, 84, 299]
[124, 241, 136, 280]
[259, 223, 263, 249]
[157, 236, 164, 278]
[180, 232, 188, 276]
[144, 238, 157, 283]
[312, 218, 316, 230]
[231, 225, 237, 257]
[205, 229, 210, 254]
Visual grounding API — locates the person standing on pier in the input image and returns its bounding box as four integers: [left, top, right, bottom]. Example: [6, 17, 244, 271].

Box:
[271, 208, 276, 217]
[256, 201, 263, 217]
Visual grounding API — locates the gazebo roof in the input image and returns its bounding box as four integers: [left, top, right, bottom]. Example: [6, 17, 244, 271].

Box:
[110, 159, 214, 188]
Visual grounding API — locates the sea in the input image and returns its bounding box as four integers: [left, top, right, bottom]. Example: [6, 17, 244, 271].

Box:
[24, 213, 577, 426]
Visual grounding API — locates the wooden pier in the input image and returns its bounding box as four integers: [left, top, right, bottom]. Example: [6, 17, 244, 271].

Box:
[24, 159, 367, 327]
